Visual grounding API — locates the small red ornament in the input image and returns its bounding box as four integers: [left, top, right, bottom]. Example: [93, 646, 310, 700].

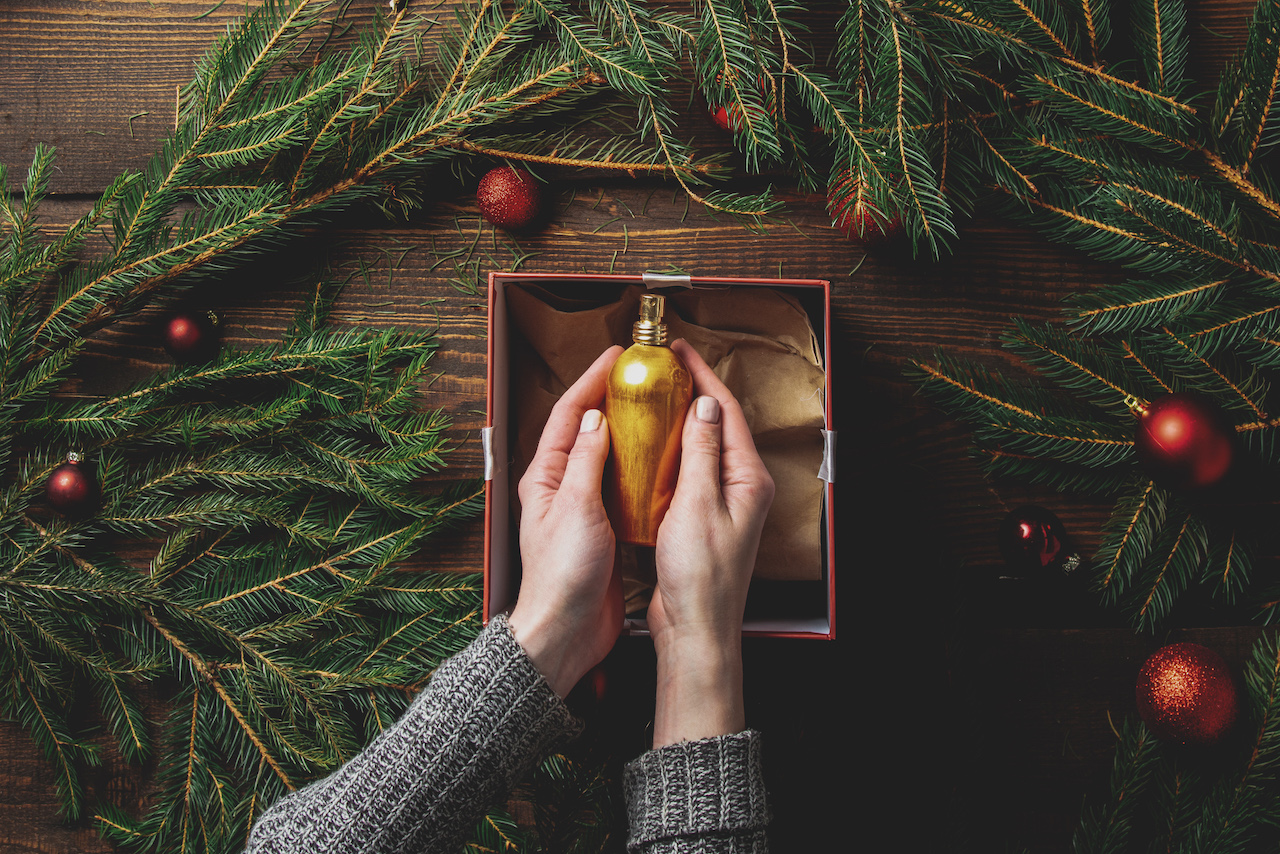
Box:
[710, 103, 738, 131]
[1136, 642, 1238, 745]
[826, 171, 903, 246]
[1133, 392, 1235, 492]
[997, 505, 1078, 577]
[707, 74, 769, 132]
[709, 98, 769, 132]
[476, 166, 542, 230]
[163, 309, 220, 364]
[46, 453, 98, 517]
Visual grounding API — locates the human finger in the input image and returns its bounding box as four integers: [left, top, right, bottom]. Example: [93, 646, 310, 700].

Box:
[532, 345, 623, 462]
[556, 409, 611, 502]
[669, 339, 756, 457]
[674, 395, 725, 505]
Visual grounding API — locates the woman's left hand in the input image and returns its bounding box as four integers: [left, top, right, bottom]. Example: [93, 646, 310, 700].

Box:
[509, 345, 625, 697]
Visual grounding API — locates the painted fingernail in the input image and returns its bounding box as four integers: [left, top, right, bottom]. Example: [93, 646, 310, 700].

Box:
[695, 395, 720, 424]
[580, 409, 602, 432]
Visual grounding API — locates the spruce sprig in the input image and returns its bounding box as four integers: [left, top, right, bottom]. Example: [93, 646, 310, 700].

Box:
[912, 0, 1280, 630]
[2, 0, 798, 847]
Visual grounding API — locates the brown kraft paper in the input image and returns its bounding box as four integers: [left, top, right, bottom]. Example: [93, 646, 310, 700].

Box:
[504, 282, 826, 612]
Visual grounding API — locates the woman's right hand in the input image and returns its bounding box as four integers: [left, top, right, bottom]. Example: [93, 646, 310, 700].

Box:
[648, 339, 774, 747]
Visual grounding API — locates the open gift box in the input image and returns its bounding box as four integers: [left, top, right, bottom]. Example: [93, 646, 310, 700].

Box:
[483, 272, 836, 639]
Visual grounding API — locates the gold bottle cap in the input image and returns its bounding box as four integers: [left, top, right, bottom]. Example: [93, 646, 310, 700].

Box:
[633, 294, 668, 345]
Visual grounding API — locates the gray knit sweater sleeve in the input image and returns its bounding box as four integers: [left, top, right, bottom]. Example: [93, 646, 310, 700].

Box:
[623, 731, 770, 853]
[245, 613, 579, 854]
[245, 614, 770, 854]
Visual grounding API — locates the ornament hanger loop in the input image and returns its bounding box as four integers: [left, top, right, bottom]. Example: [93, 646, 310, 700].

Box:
[1123, 394, 1147, 415]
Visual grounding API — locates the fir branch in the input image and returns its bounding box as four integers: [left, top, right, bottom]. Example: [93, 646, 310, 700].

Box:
[1094, 480, 1162, 599]
[1072, 719, 1160, 854]
[1070, 278, 1226, 335]
[1011, 0, 1076, 59]
[1133, 0, 1188, 96]
[1130, 511, 1204, 631]
[1158, 325, 1269, 420]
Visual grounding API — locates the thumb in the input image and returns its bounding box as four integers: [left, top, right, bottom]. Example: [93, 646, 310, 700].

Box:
[558, 409, 610, 500]
[674, 395, 724, 502]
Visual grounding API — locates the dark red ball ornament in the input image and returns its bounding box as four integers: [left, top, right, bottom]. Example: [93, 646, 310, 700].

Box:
[45, 453, 98, 517]
[997, 505, 1078, 577]
[1133, 392, 1235, 492]
[476, 166, 542, 230]
[826, 170, 903, 246]
[163, 309, 220, 364]
[1136, 642, 1238, 745]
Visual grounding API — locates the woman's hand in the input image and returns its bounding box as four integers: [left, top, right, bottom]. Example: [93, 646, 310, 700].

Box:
[648, 339, 775, 745]
[509, 346, 625, 698]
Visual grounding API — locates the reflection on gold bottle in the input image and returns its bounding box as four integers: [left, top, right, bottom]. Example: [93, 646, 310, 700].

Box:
[604, 294, 693, 546]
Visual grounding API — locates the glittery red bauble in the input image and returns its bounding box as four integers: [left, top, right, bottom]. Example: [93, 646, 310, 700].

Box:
[826, 171, 903, 245]
[46, 458, 98, 516]
[997, 505, 1068, 576]
[163, 309, 220, 363]
[1133, 392, 1235, 491]
[1136, 642, 1238, 745]
[476, 167, 542, 230]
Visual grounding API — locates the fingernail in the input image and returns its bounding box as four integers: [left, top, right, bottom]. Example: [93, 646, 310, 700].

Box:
[580, 409, 602, 432]
[695, 396, 720, 424]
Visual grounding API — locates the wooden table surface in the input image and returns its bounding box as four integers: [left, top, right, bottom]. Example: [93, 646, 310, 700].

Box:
[0, 1, 1268, 851]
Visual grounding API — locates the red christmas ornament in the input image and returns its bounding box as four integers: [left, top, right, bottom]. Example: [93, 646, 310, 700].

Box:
[710, 103, 738, 131]
[1133, 392, 1235, 492]
[1135, 642, 1238, 745]
[708, 74, 769, 132]
[163, 309, 220, 364]
[45, 453, 98, 517]
[826, 171, 903, 246]
[476, 166, 542, 230]
[997, 505, 1076, 576]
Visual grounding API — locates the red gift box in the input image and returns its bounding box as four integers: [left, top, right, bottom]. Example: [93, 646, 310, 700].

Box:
[484, 272, 835, 639]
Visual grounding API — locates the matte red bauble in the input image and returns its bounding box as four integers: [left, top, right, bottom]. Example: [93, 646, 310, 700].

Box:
[476, 166, 542, 230]
[997, 505, 1069, 576]
[1133, 392, 1235, 491]
[1136, 642, 1238, 745]
[826, 171, 903, 245]
[163, 309, 220, 363]
[46, 455, 98, 517]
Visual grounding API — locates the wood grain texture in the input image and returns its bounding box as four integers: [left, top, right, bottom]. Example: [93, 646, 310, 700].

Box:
[0, 1, 1272, 851]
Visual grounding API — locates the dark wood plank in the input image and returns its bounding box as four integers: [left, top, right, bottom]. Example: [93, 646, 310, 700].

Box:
[0, 0, 1271, 851]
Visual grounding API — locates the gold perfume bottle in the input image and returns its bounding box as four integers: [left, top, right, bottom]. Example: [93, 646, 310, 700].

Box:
[604, 294, 693, 546]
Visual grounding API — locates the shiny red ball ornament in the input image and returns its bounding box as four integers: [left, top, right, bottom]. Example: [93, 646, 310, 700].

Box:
[710, 104, 738, 131]
[1133, 392, 1235, 492]
[45, 454, 98, 517]
[1136, 642, 1238, 745]
[997, 505, 1070, 576]
[826, 171, 903, 246]
[708, 74, 769, 132]
[163, 309, 220, 364]
[476, 166, 542, 230]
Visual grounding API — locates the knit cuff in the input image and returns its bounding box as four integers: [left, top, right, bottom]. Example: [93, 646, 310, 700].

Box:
[405, 612, 583, 786]
[623, 730, 770, 851]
